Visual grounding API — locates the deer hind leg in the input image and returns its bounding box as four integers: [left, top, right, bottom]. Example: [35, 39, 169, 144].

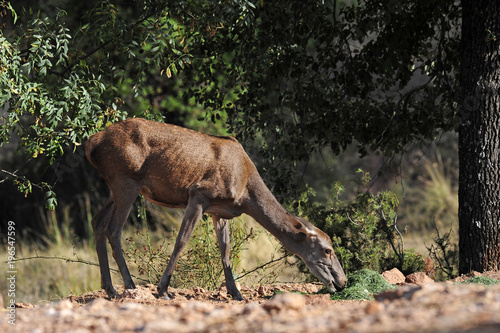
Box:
[105, 184, 141, 293]
[212, 215, 243, 301]
[91, 196, 117, 298]
[157, 190, 206, 299]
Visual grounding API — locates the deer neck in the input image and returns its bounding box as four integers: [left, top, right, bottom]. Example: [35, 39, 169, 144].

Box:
[244, 176, 302, 253]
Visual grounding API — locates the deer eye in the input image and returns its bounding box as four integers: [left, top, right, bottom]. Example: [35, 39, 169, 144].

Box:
[325, 249, 332, 255]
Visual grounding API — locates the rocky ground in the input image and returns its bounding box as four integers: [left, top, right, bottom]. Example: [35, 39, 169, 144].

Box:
[2, 271, 500, 332]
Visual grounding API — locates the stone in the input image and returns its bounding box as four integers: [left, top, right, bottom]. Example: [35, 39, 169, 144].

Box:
[257, 285, 269, 296]
[365, 301, 384, 314]
[262, 293, 306, 312]
[192, 287, 206, 295]
[382, 268, 406, 285]
[375, 285, 421, 302]
[405, 272, 434, 285]
[119, 288, 155, 300]
[15, 302, 36, 309]
[303, 294, 331, 306]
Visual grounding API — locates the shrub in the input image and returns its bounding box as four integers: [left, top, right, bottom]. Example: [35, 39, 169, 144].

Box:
[295, 170, 421, 275]
[381, 248, 426, 276]
[426, 224, 459, 281]
[125, 213, 258, 290]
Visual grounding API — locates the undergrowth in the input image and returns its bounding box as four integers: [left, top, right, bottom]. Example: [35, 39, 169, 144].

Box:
[295, 170, 425, 277]
[455, 276, 499, 286]
[123, 207, 291, 290]
[328, 269, 396, 300]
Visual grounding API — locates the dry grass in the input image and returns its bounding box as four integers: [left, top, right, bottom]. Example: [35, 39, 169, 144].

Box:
[0, 243, 101, 305]
[391, 151, 458, 260]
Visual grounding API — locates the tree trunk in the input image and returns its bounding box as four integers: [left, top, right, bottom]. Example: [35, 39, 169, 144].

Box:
[459, 0, 500, 273]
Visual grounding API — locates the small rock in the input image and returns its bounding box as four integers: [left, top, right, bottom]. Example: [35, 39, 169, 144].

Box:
[382, 268, 406, 285]
[144, 283, 157, 291]
[243, 302, 266, 315]
[262, 293, 305, 312]
[375, 285, 421, 302]
[303, 294, 331, 306]
[45, 299, 74, 318]
[258, 285, 269, 296]
[405, 272, 434, 285]
[365, 301, 384, 314]
[120, 288, 155, 300]
[15, 302, 36, 309]
[179, 302, 214, 323]
[146, 320, 183, 332]
[242, 302, 268, 321]
[183, 301, 213, 313]
[192, 287, 206, 295]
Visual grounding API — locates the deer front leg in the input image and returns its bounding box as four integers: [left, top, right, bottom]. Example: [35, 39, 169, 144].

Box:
[105, 185, 140, 292]
[212, 215, 243, 301]
[158, 194, 205, 299]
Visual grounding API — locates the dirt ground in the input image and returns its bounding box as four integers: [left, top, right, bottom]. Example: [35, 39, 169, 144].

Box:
[2, 272, 500, 332]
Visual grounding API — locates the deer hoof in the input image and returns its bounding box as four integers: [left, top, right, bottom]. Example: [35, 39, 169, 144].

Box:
[105, 288, 119, 299]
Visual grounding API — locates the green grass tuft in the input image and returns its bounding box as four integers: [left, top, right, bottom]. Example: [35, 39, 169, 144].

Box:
[455, 276, 499, 286]
[330, 269, 396, 300]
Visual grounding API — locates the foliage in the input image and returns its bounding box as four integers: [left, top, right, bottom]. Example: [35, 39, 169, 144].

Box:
[380, 248, 426, 277]
[1, 0, 462, 201]
[124, 224, 171, 285]
[427, 224, 459, 281]
[295, 170, 408, 274]
[455, 276, 499, 286]
[329, 269, 395, 300]
[185, 0, 461, 196]
[0, 2, 121, 207]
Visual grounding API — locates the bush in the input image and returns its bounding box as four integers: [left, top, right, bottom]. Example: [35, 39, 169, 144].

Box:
[295, 170, 424, 275]
[381, 248, 426, 276]
[426, 224, 459, 281]
[125, 213, 258, 290]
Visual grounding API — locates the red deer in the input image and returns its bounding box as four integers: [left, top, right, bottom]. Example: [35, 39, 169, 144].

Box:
[86, 118, 346, 300]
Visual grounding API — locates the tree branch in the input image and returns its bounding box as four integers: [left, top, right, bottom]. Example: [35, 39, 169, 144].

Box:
[236, 254, 290, 280]
[15, 255, 150, 283]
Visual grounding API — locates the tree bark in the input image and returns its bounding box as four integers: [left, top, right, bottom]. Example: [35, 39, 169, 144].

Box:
[459, 0, 500, 273]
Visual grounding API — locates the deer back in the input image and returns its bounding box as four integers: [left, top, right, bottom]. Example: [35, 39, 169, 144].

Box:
[86, 118, 256, 210]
